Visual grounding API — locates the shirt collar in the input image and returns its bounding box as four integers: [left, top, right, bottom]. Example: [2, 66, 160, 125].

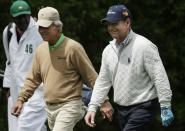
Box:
[111, 29, 133, 48]
[49, 33, 65, 51]
[119, 29, 132, 45]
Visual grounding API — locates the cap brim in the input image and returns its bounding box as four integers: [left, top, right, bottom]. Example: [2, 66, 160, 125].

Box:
[37, 20, 53, 27]
[12, 11, 31, 17]
[101, 16, 128, 24]
[101, 17, 120, 24]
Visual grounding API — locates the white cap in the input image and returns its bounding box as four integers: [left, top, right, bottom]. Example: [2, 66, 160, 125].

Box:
[37, 7, 60, 27]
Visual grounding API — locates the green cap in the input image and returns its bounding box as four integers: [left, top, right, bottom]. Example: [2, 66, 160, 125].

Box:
[10, 0, 31, 17]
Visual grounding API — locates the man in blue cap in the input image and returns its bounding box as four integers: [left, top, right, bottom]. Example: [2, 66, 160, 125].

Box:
[2, 0, 47, 131]
[85, 4, 174, 131]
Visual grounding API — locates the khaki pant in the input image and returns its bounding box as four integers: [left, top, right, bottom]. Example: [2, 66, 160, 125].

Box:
[45, 99, 85, 131]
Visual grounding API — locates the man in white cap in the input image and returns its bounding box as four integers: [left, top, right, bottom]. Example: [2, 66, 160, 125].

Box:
[11, 6, 113, 131]
[2, 0, 47, 131]
[85, 4, 174, 131]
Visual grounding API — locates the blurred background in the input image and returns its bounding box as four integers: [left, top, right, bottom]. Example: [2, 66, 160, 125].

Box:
[0, 0, 184, 131]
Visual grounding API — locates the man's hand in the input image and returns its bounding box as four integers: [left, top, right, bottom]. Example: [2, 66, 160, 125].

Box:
[11, 99, 24, 117]
[161, 106, 174, 127]
[100, 100, 114, 121]
[85, 111, 96, 127]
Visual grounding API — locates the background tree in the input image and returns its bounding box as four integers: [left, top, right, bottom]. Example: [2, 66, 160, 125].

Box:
[0, 0, 184, 131]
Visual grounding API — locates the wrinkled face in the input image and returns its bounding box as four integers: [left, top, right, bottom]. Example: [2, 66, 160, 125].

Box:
[107, 19, 130, 43]
[13, 14, 30, 32]
[38, 24, 59, 43]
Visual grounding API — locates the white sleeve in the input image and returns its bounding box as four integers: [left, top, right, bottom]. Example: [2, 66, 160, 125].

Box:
[2, 26, 13, 88]
[144, 43, 172, 107]
[88, 49, 112, 112]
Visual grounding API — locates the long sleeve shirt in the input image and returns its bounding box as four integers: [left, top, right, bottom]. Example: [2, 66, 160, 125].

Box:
[88, 30, 172, 112]
[18, 36, 98, 104]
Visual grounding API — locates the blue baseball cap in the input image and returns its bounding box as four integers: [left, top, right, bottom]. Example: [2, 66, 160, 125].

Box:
[101, 5, 131, 23]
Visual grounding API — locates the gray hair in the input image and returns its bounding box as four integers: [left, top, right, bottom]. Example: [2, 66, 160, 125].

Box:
[52, 20, 63, 33]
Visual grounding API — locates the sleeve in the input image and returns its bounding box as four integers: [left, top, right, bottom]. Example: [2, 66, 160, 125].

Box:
[2, 26, 13, 88]
[70, 43, 98, 88]
[88, 49, 112, 112]
[143, 43, 172, 107]
[18, 48, 42, 102]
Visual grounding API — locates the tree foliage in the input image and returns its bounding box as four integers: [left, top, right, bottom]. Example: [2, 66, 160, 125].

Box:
[0, 0, 184, 130]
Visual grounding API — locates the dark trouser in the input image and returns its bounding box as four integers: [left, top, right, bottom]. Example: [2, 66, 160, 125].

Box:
[116, 99, 159, 131]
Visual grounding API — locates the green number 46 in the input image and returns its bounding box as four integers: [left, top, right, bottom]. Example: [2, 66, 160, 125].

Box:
[25, 44, 33, 54]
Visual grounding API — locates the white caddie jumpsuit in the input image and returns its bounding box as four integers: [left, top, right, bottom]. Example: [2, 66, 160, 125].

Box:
[2, 17, 47, 131]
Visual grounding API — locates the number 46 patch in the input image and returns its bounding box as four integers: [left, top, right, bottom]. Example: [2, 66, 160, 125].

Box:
[25, 44, 33, 54]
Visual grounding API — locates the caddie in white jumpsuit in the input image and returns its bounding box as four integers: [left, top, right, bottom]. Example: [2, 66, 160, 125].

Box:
[2, 1, 47, 131]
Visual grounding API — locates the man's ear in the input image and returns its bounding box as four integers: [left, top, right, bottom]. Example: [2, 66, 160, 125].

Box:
[126, 18, 131, 27]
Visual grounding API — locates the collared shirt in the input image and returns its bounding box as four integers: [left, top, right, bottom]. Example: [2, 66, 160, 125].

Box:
[88, 30, 172, 112]
[112, 30, 132, 57]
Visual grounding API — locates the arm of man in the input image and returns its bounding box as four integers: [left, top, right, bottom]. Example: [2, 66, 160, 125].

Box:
[144, 42, 174, 127]
[82, 84, 113, 121]
[11, 48, 42, 117]
[71, 43, 114, 122]
[2, 26, 13, 98]
[85, 48, 113, 126]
